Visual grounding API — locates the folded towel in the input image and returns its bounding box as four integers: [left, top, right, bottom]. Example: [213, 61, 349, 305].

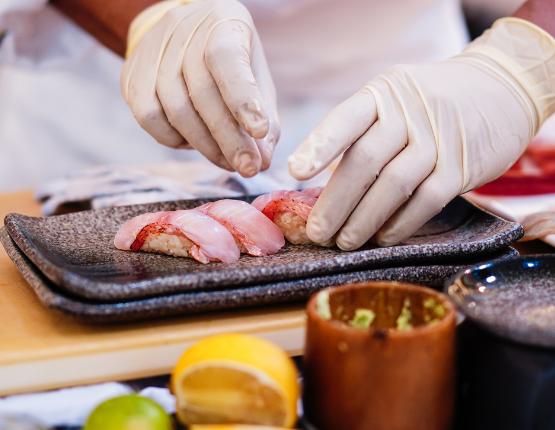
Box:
[36, 160, 331, 216]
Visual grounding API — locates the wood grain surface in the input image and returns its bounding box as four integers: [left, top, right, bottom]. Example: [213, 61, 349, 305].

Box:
[0, 191, 306, 395]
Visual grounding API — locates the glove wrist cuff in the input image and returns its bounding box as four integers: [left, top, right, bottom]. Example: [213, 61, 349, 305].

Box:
[126, 0, 197, 58]
[463, 17, 555, 129]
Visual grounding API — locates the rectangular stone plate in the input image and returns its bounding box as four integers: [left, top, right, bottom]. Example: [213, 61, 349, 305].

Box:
[3, 196, 523, 302]
[0, 227, 517, 323]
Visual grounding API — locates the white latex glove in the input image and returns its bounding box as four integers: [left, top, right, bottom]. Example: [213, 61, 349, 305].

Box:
[289, 17, 555, 250]
[121, 0, 279, 178]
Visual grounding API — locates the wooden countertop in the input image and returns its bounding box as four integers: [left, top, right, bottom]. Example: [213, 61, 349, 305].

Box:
[0, 190, 41, 258]
[0, 191, 306, 395]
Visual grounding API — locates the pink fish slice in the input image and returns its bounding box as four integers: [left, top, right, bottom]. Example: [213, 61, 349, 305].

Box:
[251, 188, 322, 222]
[251, 188, 334, 246]
[114, 209, 240, 264]
[196, 199, 285, 256]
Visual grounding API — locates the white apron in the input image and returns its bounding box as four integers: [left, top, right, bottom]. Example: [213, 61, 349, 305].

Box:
[0, 0, 468, 192]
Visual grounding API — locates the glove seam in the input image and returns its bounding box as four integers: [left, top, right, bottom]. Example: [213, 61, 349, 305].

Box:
[497, 17, 555, 48]
[405, 73, 468, 192]
[449, 54, 537, 144]
[463, 17, 555, 129]
[126, 0, 199, 58]
[202, 18, 254, 53]
[462, 44, 543, 130]
[364, 76, 444, 191]
[122, 3, 208, 100]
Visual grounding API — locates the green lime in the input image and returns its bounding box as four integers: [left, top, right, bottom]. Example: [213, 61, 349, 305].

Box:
[83, 395, 173, 430]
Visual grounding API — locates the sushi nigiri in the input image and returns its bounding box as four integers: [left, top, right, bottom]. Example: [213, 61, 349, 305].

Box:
[252, 188, 334, 247]
[196, 199, 285, 256]
[114, 210, 240, 264]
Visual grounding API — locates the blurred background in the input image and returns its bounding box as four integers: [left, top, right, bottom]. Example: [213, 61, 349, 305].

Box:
[462, 0, 525, 39]
[0, 0, 532, 195]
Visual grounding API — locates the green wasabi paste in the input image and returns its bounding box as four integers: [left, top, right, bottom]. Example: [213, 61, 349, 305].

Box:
[349, 309, 376, 329]
[396, 298, 412, 331]
[423, 297, 446, 322]
[316, 289, 331, 320]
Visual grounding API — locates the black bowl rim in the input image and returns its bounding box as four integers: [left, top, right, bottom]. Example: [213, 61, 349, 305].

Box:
[444, 253, 555, 348]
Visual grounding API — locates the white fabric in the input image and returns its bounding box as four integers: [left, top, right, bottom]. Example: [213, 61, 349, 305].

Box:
[0, 0, 468, 192]
[0, 383, 176, 427]
[138, 387, 176, 415]
[0, 2, 95, 68]
[252, 0, 468, 105]
[463, 17, 555, 126]
[0, 14, 205, 192]
[0, 382, 133, 427]
[465, 192, 555, 247]
[35, 159, 330, 215]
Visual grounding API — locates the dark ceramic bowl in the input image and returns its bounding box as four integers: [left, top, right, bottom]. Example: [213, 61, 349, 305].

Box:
[446, 255, 555, 348]
[445, 255, 555, 430]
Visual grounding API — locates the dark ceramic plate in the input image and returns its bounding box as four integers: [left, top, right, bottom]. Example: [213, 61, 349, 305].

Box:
[3, 195, 523, 302]
[446, 255, 555, 348]
[0, 227, 517, 323]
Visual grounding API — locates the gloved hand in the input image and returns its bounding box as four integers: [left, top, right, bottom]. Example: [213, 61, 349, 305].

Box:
[289, 17, 555, 250]
[121, 0, 279, 178]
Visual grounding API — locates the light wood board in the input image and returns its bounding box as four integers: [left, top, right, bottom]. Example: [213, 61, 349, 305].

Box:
[0, 191, 306, 396]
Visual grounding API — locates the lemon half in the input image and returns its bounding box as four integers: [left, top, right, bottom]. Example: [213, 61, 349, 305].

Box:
[171, 333, 299, 428]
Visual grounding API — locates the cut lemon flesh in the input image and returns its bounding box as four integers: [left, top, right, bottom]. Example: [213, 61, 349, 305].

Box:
[171, 334, 298, 428]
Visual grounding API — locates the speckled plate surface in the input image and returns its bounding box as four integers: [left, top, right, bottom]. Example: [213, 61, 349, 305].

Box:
[3, 195, 523, 302]
[0, 227, 517, 322]
[446, 255, 555, 348]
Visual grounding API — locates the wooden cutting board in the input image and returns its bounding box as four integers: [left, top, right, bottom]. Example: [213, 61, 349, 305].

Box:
[0, 191, 306, 396]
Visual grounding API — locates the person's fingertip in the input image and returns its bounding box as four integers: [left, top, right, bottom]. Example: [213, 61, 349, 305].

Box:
[234, 152, 261, 177]
[336, 242, 354, 251]
[239, 101, 270, 139]
[288, 153, 318, 180]
[336, 230, 364, 251]
[374, 230, 403, 247]
[306, 216, 332, 244]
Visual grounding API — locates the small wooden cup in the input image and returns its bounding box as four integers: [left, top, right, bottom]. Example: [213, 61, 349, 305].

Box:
[303, 281, 457, 430]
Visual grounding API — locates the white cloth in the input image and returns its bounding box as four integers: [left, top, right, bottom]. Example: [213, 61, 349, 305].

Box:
[0, 1, 92, 69]
[0, 0, 468, 192]
[0, 383, 133, 427]
[35, 160, 331, 215]
[0, 383, 176, 427]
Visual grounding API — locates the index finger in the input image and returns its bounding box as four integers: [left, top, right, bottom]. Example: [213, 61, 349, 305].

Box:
[288, 87, 378, 181]
[205, 20, 270, 139]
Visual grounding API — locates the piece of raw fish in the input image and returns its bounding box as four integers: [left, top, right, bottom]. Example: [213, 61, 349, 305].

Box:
[196, 199, 285, 256]
[252, 188, 334, 246]
[114, 209, 240, 264]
